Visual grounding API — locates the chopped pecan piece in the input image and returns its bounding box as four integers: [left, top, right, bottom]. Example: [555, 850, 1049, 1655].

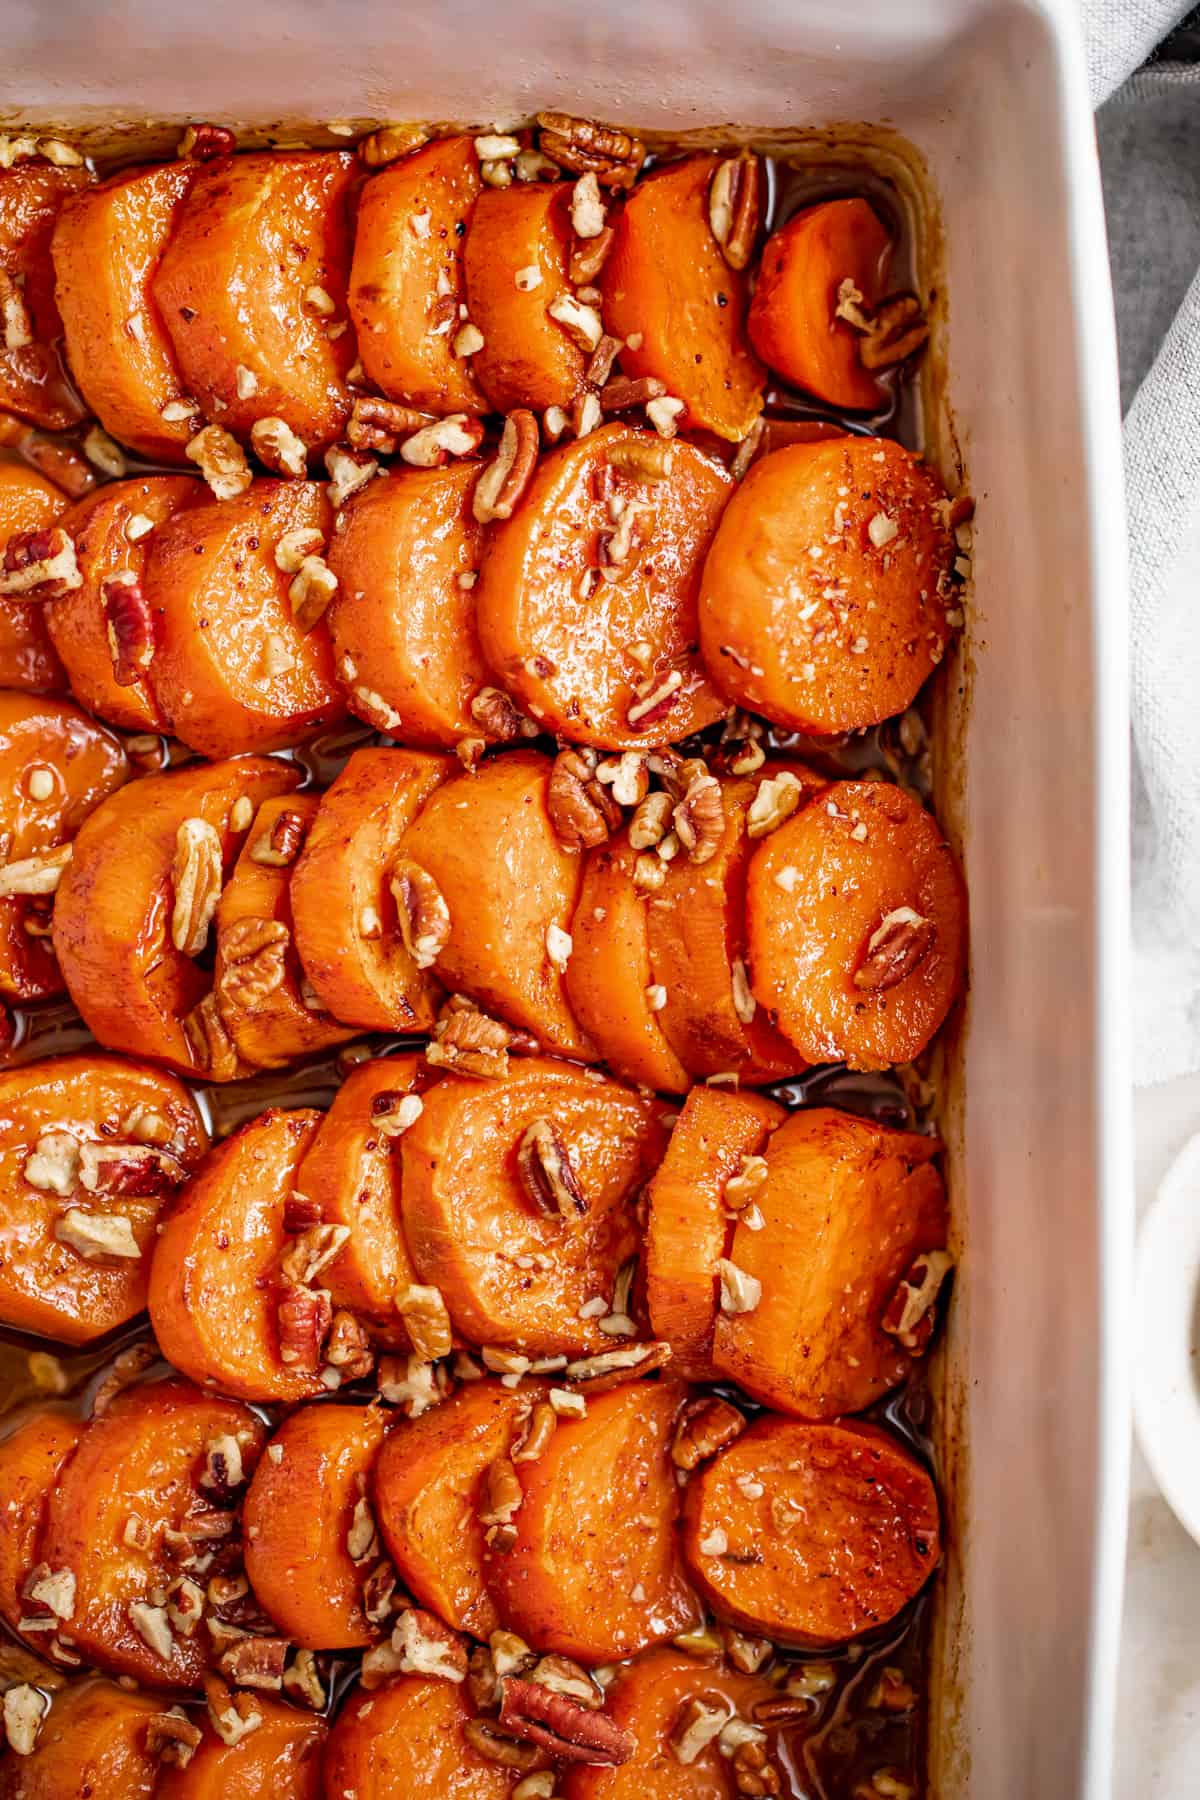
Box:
[276, 1285, 332, 1370]
[853, 907, 936, 992]
[746, 772, 804, 839]
[186, 424, 252, 500]
[280, 1222, 350, 1287]
[569, 225, 615, 285]
[548, 747, 621, 852]
[219, 1634, 288, 1691]
[517, 1117, 586, 1218]
[499, 1677, 635, 1765]
[478, 1456, 523, 1540]
[102, 573, 155, 685]
[880, 1249, 954, 1352]
[179, 122, 236, 160]
[347, 394, 433, 454]
[426, 1002, 534, 1078]
[325, 1308, 374, 1380]
[708, 151, 763, 271]
[182, 992, 241, 1081]
[474, 409, 539, 524]
[606, 437, 675, 483]
[536, 111, 645, 189]
[562, 1340, 671, 1392]
[359, 123, 431, 167]
[464, 1718, 543, 1770]
[471, 684, 531, 741]
[283, 1647, 327, 1709]
[627, 668, 683, 730]
[400, 413, 485, 468]
[510, 1401, 557, 1465]
[720, 1624, 773, 1674]
[146, 1708, 203, 1768]
[0, 843, 71, 898]
[395, 1283, 453, 1361]
[858, 294, 930, 370]
[171, 818, 223, 958]
[670, 1695, 731, 1763]
[2, 1683, 49, 1756]
[671, 1396, 747, 1470]
[528, 1652, 602, 1708]
[203, 1674, 263, 1746]
[672, 770, 724, 865]
[0, 526, 81, 598]
[600, 374, 667, 413]
[390, 858, 450, 970]
[392, 1607, 468, 1681]
[249, 807, 307, 867]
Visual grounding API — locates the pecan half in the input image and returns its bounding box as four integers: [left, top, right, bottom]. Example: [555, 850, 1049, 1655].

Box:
[288, 554, 338, 631]
[276, 1285, 332, 1370]
[606, 436, 674, 483]
[548, 748, 620, 852]
[672, 770, 724, 865]
[280, 1222, 350, 1287]
[708, 151, 764, 271]
[171, 818, 223, 957]
[182, 992, 240, 1081]
[0, 526, 81, 599]
[102, 574, 154, 685]
[325, 1308, 374, 1380]
[517, 1117, 586, 1219]
[852, 907, 935, 992]
[536, 111, 645, 189]
[671, 1396, 747, 1471]
[392, 1606, 468, 1681]
[600, 375, 667, 413]
[219, 1634, 288, 1691]
[858, 294, 930, 370]
[348, 394, 433, 455]
[395, 1283, 453, 1361]
[746, 772, 804, 839]
[426, 1001, 534, 1078]
[880, 1249, 954, 1352]
[249, 807, 307, 867]
[216, 917, 289, 1011]
[479, 1456, 523, 1533]
[146, 1710, 202, 1768]
[359, 123, 431, 167]
[474, 409, 539, 523]
[388, 858, 450, 971]
[499, 1677, 635, 1765]
[471, 685, 531, 741]
[511, 1400, 557, 1464]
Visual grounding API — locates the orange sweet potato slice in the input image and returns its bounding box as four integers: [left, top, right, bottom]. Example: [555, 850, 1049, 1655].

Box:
[0, 1410, 81, 1630]
[0, 1052, 208, 1345]
[680, 1416, 940, 1646]
[148, 1108, 330, 1404]
[243, 1402, 392, 1649]
[143, 478, 346, 758]
[154, 152, 358, 452]
[290, 747, 455, 1032]
[464, 182, 587, 412]
[45, 474, 201, 732]
[565, 829, 690, 1094]
[374, 1378, 536, 1636]
[0, 161, 91, 430]
[601, 156, 764, 442]
[323, 1675, 520, 1800]
[745, 777, 967, 1070]
[0, 457, 68, 691]
[698, 437, 959, 735]
[397, 750, 595, 1057]
[326, 464, 502, 748]
[52, 161, 199, 460]
[213, 793, 358, 1070]
[349, 136, 486, 414]
[157, 1694, 326, 1800]
[401, 1057, 664, 1356]
[644, 1086, 783, 1380]
[712, 1107, 948, 1417]
[38, 1377, 265, 1685]
[0, 1677, 163, 1799]
[486, 1378, 699, 1664]
[747, 198, 893, 411]
[475, 424, 730, 751]
[51, 756, 299, 1077]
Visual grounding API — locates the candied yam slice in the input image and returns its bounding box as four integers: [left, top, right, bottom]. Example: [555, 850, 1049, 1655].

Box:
[475, 424, 729, 751]
[644, 1086, 783, 1379]
[400, 1057, 664, 1356]
[45, 473, 201, 732]
[745, 778, 967, 1070]
[0, 161, 91, 430]
[290, 747, 456, 1032]
[698, 438, 958, 736]
[0, 457, 68, 692]
[0, 1678, 163, 1799]
[326, 464, 497, 748]
[0, 1052, 208, 1345]
[601, 155, 764, 442]
[485, 1379, 699, 1665]
[243, 1402, 392, 1650]
[711, 1107, 947, 1418]
[157, 1694, 326, 1799]
[52, 161, 199, 460]
[464, 181, 587, 412]
[0, 1410, 82, 1630]
[143, 478, 346, 758]
[148, 1108, 328, 1403]
[323, 1675, 519, 1800]
[397, 750, 595, 1056]
[680, 1416, 940, 1646]
[747, 198, 893, 411]
[51, 756, 299, 1077]
[349, 136, 485, 414]
[374, 1378, 535, 1636]
[213, 793, 358, 1070]
[39, 1378, 266, 1686]
[154, 152, 358, 451]
[565, 830, 689, 1095]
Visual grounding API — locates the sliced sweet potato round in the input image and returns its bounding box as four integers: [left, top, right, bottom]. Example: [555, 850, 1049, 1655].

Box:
[0, 161, 91, 430]
[0, 457, 68, 691]
[295, 1055, 429, 1338]
[213, 793, 358, 1071]
[0, 1677, 163, 1799]
[0, 1410, 82, 1630]
[401, 1057, 664, 1355]
[45, 473, 201, 732]
[565, 829, 689, 1094]
[745, 778, 967, 1070]
[486, 1378, 699, 1664]
[148, 1108, 330, 1404]
[349, 136, 486, 414]
[374, 1378, 538, 1636]
[601, 155, 764, 443]
[0, 1052, 208, 1344]
[326, 465, 500, 748]
[290, 747, 455, 1032]
[713, 1108, 948, 1418]
[680, 1416, 940, 1646]
[323, 1675, 519, 1800]
[475, 424, 729, 751]
[747, 198, 893, 411]
[39, 1377, 266, 1686]
[154, 152, 358, 452]
[563, 1646, 780, 1800]
[397, 750, 595, 1056]
[157, 1695, 326, 1800]
[698, 438, 959, 735]
[464, 182, 586, 412]
[644, 1086, 783, 1380]
[143, 478, 346, 758]
[51, 756, 299, 1077]
[52, 161, 199, 460]
[243, 1402, 392, 1649]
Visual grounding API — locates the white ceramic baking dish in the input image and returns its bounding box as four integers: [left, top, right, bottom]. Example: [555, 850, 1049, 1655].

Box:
[5, 0, 1132, 1793]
